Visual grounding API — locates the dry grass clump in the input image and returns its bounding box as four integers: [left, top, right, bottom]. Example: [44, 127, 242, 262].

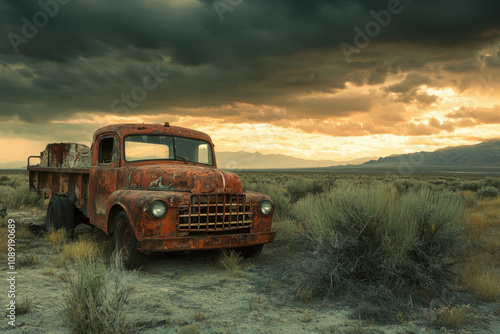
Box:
[15, 297, 32, 315]
[464, 212, 487, 241]
[65, 252, 137, 334]
[47, 229, 68, 251]
[179, 324, 200, 334]
[462, 262, 500, 302]
[43, 267, 55, 276]
[483, 234, 500, 253]
[0, 235, 7, 260]
[16, 226, 33, 240]
[429, 304, 470, 328]
[193, 312, 206, 322]
[218, 250, 249, 278]
[63, 238, 102, 263]
[458, 191, 500, 302]
[19, 252, 40, 266]
[52, 255, 67, 268]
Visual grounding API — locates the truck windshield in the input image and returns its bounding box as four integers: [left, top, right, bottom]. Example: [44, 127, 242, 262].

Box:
[124, 135, 214, 165]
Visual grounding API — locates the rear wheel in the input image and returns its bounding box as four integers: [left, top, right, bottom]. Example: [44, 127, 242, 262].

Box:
[59, 197, 75, 238]
[113, 212, 145, 269]
[45, 196, 75, 237]
[45, 196, 62, 232]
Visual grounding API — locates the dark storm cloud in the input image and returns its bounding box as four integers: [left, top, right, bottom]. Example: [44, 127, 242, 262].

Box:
[386, 73, 431, 93]
[1, 0, 500, 124]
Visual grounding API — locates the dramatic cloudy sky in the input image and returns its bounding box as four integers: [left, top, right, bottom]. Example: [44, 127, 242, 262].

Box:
[1, 0, 500, 168]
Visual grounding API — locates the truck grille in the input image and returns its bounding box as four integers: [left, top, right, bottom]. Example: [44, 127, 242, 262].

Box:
[178, 194, 252, 231]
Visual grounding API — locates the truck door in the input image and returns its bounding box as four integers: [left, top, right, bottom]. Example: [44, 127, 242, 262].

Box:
[89, 134, 120, 229]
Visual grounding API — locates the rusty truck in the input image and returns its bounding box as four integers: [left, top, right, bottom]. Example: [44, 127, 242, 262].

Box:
[28, 123, 275, 268]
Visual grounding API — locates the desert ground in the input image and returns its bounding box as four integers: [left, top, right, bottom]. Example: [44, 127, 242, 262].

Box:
[1, 170, 500, 333]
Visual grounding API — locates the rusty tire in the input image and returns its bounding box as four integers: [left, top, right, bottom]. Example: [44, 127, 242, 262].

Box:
[45, 196, 63, 233]
[233, 244, 264, 258]
[45, 196, 75, 238]
[59, 197, 75, 238]
[113, 211, 145, 270]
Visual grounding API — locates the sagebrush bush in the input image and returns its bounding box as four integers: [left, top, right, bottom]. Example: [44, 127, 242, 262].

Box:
[459, 181, 480, 192]
[285, 179, 324, 202]
[293, 182, 464, 309]
[393, 179, 414, 193]
[65, 253, 137, 334]
[0, 183, 44, 209]
[484, 177, 500, 189]
[476, 186, 499, 199]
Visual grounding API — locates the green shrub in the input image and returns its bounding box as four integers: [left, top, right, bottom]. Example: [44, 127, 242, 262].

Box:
[293, 183, 464, 314]
[412, 180, 434, 192]
[0, 174, 44, 209]
[8, 186, 44, 209]
[476, 186, 499, 199]
[459, 181, 480, 192]
[484, 177, 500, 189]
[285, 179, 324, 202]
[393, 179, 414, 193]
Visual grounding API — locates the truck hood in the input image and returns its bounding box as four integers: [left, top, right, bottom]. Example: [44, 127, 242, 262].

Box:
[126, 165, 242, 193]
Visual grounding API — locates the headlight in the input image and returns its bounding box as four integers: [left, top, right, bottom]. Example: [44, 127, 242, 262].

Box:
[259, 200, 273, 215]
[150, 200, 166, 218]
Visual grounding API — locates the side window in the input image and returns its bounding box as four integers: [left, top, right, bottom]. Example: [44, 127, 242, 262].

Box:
[98, 137, 118, 164]
[197, 143, 211, 164]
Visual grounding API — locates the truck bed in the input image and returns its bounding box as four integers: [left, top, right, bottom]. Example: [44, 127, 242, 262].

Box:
[28, 143, 91, 215]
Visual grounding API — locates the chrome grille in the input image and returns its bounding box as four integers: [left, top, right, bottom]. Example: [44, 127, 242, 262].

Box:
[178, 194, 252, 231]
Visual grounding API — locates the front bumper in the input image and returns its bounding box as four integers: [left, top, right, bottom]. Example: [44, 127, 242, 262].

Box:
[138, 231, 276, 254]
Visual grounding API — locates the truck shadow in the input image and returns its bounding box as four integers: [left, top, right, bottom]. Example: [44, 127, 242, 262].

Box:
[142, 250, 221, 273]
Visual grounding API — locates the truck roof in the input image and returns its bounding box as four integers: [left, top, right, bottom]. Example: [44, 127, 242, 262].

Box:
[93, 123, 213, 143]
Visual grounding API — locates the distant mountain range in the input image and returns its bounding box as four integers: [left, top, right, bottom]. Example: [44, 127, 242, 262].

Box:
[363, 139, 500, 167]
[217, 151, 376, 169]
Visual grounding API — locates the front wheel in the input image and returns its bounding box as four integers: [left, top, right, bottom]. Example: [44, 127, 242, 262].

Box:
[113, 212, 145, 269]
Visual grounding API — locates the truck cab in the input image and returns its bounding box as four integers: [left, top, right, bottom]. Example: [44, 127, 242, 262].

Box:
[29, 123, 276, 268]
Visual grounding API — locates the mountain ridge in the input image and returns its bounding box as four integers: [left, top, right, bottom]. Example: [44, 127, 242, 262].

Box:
[217, 151, 376, 169]
[363, 139, 500, 167]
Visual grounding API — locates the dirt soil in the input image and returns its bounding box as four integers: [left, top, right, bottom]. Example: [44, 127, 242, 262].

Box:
[1, 210, 500, 334]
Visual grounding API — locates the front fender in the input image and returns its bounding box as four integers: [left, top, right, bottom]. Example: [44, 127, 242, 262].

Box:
[245, 191, 275, 233]
[105, 189, 190, 239]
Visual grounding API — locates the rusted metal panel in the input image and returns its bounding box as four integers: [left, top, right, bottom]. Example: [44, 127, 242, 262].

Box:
[138, 231, 276, 254]
[40, 143, 91, 168]
[120, 165, 242, 194]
